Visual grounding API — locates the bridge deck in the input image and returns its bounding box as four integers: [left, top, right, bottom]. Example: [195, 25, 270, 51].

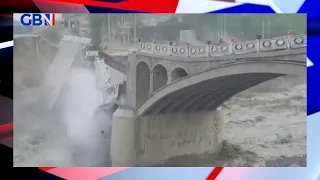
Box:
[99, 51, 126, 74]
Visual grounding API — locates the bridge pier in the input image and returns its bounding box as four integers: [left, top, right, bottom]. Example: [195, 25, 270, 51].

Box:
[136, 110, 224, 166]
[110, 107, 138, 166]
[111, 107, 224, 166]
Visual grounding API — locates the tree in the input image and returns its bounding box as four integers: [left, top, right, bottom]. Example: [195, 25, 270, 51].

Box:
[88, 14, 105, 48]
[88, 14, 142, 47]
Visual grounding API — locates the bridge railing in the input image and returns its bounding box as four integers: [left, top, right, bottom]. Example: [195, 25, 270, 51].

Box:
[137, 34, 306, 57]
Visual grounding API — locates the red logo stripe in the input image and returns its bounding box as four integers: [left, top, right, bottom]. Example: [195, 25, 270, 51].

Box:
[206, 167, 224, 180]
[39, 167, 56, 171]
[52, 14, 55, 26]
[0, 122, 13, 139]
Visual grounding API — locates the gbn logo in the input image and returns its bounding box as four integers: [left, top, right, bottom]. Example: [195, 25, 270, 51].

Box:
[20, 14, 55, 26]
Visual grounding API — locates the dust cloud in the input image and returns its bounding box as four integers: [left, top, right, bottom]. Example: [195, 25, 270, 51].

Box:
[14, 43, 115, 167]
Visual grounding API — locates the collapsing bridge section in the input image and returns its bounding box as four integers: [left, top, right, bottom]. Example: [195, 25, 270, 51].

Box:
[45, 40, 83, 108]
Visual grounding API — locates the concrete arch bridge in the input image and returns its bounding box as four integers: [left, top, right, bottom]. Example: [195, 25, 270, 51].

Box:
[13, 33, 306, 167]
[111, 34, 306, 166]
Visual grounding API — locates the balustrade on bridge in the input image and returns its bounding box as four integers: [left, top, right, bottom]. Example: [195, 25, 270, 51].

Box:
[137, 34, 306, 58]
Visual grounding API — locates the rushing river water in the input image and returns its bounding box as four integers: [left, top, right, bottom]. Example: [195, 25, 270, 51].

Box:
[14, 66, 306, 167]
[221, 76, 306, 166]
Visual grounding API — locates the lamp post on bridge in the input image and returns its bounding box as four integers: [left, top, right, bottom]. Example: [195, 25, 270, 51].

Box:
[206, 40, 211, 57]
[134, 14, 137, 46]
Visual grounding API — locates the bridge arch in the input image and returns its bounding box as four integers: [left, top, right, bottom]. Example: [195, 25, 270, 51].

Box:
[136, 61, 150, 105]
[137, 60, 305, 116]
[136, 59, 152, 69]
[152, 64, 168, 92]
[171, 67, 188, 82]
